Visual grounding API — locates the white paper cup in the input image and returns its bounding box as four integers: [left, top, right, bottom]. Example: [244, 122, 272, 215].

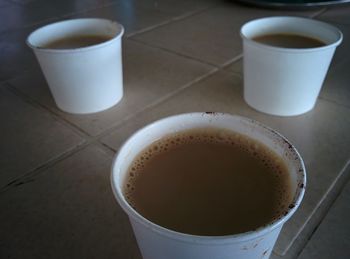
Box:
[240, 16, 342, 116]
[27, 18, 124, 114]
[111, 112, 306, 259]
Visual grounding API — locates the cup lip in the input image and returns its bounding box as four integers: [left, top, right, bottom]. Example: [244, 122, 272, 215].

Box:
[110, 112, 306, 244]
[26, 18, 124, 53]
[240, 16, 343, 53]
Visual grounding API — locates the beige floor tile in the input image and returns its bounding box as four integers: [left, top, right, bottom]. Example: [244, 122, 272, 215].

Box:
[225, 58, 243, 75]
[274, 164, 350, 259]
[316, 5, 350, 25]
[318, 22, 350, 107]
[119, 0, 218, 16]
[0, 0, 120, 34]
[321, 22, 350, 69]
[0, 86, 84, 187]
[0, 145, 141, 259]
[0, 24, 45, 81]
[320, 58, 350, 108]
[298, 172, 350, 259]
[65, 1, 175, 37]
[62, 0, 219, 37]
[0, 0, 78, 33]
[8, 39, 214, 136]
[101, 70, 350, 255]
[132, 3, 322, 66]
[0, 0, 212, 80]
[100, 71, 244, 149]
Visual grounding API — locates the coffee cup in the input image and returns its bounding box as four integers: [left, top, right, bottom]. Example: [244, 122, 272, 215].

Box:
[27, 18, 124, 114]
[240, 16, 342, 116]
[111, 112, 306, 259]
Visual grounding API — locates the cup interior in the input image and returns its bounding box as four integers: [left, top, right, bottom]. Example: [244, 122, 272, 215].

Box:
[241, 16, 342, 48]
[27, 18, 124, 50]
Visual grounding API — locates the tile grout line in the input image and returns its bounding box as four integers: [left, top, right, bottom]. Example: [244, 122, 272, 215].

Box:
[0, 135, 117, 194]
[309, 7, 328, 18]
[0, 67, 32, 84]
[93, 53, 244, 143]
[0, 140, 90, 193]
[0, 65, 222, 192]
[3, 0, 238, 142]
[128, 37, 219, 67]
[2, 1, 243, 191]
[319, 95, 350, 110]
[0, 1, 219, 38]
[0, 1, 121, 35]
[5, 46, 243, 144]
[1, 82, 117, 192]
[72, 51, 242, 142]
[3, 0, 244, 191]
[130, 31, 243, 75]
[91, 66, 221, 141]
[4, 78, 126, 148]
[126, 4, 220, 38]
[294, 159, 350, 258]
[1, 66, 223, 191]
[220, 53, 243, 69]
[98, 141, 117, 155]
[5, 47, 244, 146]
[281, 159, 350, 256]
[125, 20, 179, 38]
[58, 1, 122, 19]
[125, 4, 329, 40]
[4, 82, 91, 139]
[1, 83, 97, 193]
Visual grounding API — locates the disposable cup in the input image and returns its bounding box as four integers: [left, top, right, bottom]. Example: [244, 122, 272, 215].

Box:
[27, 18, 124, 114]
[240, 16, 342, 116]
[111, 112, 306, 259]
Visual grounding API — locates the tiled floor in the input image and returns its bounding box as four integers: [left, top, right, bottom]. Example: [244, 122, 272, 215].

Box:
[298, 165, 350, 259]
[1, 1, 350, 258]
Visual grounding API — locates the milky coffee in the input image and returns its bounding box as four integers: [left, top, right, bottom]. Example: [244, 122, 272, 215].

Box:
[43, 35, 112, 49]
[252, 33, 325, 48]
[124, 128, 293, 236]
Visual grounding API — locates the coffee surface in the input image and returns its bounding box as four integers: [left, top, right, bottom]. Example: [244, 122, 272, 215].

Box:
[124, 128, 293, 236]
[43, 35, 112, 49]
[253, 33, 326, 48]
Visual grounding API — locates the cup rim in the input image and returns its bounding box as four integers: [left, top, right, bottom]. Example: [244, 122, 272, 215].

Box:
[240, 16, 343, 53]
[26, 18, 124, 53]
[110, 112, 306, 244]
